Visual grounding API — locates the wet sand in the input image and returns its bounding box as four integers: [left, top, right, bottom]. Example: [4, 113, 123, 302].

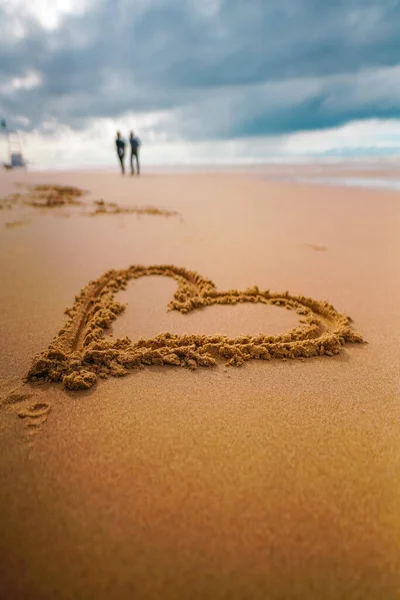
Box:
[0, 169, 399, 599]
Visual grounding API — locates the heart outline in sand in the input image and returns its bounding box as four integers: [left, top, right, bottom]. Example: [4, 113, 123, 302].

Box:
[26, 265, 364, 390]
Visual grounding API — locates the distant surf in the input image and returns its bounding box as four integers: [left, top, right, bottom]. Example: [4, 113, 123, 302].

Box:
[284, 176, 400, 191]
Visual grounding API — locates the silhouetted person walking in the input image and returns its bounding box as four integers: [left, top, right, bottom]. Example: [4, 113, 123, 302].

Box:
[115, 131, 126, 174]
[129, 131, 141, 175]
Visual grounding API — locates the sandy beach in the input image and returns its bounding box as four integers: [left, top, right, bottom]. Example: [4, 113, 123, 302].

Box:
[0, 169, 399, 599]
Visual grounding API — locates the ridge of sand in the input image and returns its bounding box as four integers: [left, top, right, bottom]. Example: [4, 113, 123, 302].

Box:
[22, 184, 86, 207]
[5, 218, 30, 228]
[1, 185, 179, 219]
[0, 184, 85, 211]
[89, 199, 178, 217]
[26, 264, 364, 390]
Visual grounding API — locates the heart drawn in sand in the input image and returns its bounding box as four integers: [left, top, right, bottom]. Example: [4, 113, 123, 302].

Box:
[26, 265, 364, 390]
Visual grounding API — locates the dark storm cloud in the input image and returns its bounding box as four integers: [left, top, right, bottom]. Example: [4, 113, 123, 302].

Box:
[1, 0, 400, 137]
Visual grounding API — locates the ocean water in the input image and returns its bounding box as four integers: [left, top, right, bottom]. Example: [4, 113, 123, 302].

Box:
[254, 158, 400, 190]
[284, 176, 400, 191]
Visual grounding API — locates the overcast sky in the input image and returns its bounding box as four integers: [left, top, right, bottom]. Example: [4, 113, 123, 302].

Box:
[1, 0, 400, 168]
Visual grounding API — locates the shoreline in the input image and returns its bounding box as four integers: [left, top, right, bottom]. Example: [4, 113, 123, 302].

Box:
[14, 162, 400, 191]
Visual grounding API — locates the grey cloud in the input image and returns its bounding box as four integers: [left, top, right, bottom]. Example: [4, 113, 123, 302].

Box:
[1, 0, 400, 138]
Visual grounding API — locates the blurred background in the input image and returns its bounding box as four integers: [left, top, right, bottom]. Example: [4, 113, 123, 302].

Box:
[1, 0, 400, 169]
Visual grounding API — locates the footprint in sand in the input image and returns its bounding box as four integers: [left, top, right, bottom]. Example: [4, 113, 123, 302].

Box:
[2, 391, 51, 444]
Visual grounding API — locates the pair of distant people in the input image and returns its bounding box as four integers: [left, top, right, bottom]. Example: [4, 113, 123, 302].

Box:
[115, 131, 141, 175]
